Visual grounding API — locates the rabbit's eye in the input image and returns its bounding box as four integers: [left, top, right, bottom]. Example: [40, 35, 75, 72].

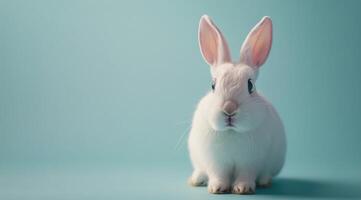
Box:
[248, 79, 255, 94]
[211, 80, 216, 91]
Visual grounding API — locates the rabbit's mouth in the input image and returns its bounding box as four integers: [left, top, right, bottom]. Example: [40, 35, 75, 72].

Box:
[225, 116, 235, 127]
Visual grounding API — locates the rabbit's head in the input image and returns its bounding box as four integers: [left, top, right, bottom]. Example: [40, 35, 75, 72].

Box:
[198, 15, 272, 132]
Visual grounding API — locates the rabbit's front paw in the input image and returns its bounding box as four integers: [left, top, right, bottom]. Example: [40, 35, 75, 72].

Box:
[208, 180, 230, 194]
[189, 171, 207, 187]
[232, 181, 255, 194]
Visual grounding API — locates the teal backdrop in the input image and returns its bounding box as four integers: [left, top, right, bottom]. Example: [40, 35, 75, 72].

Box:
[1, 0, 360, 199]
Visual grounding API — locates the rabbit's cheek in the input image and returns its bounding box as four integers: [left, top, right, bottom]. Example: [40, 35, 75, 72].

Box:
[207, 109, 229, 131]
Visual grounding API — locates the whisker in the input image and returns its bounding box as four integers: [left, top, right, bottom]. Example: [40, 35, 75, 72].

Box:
[174, 124, 191, 151]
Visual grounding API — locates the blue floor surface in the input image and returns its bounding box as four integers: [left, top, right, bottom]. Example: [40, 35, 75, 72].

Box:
[1, 162, 360, 200]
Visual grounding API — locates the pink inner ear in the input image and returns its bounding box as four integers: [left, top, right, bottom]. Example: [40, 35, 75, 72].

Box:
[240, 17, 273, 68]
[199, 19, 218, 65]
[252, 20, 272, 67]
[199, 15, 231, 66]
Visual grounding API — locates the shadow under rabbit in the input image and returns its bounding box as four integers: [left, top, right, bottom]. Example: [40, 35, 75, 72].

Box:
[256, 177, 361, 199]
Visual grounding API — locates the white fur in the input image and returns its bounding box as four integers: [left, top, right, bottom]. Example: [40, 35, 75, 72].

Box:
[188, 15, 286, 194]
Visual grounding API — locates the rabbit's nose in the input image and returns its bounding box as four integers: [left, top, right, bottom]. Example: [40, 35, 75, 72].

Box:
[223, 100, 238, 116]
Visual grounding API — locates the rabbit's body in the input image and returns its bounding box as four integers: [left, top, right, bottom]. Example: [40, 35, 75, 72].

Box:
[188, 15, 286, 194]
[188, 88, 286, 193]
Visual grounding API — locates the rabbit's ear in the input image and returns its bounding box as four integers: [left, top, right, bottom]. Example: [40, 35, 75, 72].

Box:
[198, 15, 231, 66]
[240, 16, 272, 69]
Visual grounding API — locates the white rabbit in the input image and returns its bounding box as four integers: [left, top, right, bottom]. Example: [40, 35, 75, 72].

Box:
[188, 15, 286, 194]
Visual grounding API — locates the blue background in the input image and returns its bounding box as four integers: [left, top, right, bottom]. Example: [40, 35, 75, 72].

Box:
[1, 0, 360, 199]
